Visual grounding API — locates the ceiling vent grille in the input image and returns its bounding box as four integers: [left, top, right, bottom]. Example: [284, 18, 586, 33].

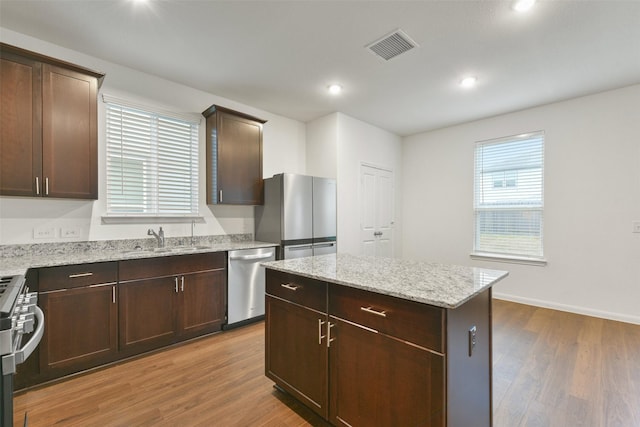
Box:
[366, 29, 418, 61]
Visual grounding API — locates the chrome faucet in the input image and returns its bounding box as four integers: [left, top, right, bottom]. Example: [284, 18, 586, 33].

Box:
[148, 227, 165, 248]
[191, 220, 195, 246]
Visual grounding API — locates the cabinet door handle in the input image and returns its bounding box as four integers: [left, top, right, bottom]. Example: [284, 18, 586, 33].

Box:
[112, 286, 116, 304]
[45, 177, 49, 196]
[181, 276, 184, 292]
[318, 319, 326, 345]
[360, 306, 387, 317]
[327, 322, 335, 347]
[219, 190, 223, 203]
[174, 277, 179, 293]
[69, 272, 93, 278]
[35, 177, 40, 195]
[280, 283, 300, 291]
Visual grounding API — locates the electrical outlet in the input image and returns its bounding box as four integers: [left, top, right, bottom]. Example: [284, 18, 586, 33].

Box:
[633, 221, 640, 233]
[60, 226, 81, 238]
[33, 227, 55, 239]
[468, 326, 477, 357]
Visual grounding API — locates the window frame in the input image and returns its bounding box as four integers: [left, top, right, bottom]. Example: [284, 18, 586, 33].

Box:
[471, 131, 547, 266]
[102, 95, 201, 222]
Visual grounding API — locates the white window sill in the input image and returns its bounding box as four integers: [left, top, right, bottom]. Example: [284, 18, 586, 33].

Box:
[470, 252, 547, 266]
[102, 215, 203, 224]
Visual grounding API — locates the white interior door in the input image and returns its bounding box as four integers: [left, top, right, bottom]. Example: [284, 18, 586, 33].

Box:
[360, 164, 394, 258]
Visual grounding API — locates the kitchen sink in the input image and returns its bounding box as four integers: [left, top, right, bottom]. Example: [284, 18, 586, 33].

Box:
[169, 245, 212, 252]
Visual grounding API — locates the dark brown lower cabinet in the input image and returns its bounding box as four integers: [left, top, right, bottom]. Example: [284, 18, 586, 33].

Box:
[119, 271, 226, 354]
[35, 262, 119, 381]
[17, 253, 227, 390]
[329, 318, 444, 427]
[119, 277, 178, 353]
[180, 269, 227, 338]
[265, 268, 492, 427]
[265, 295, 328, 418]
[40, 283, 118, 375]
[119, 253, 227, 356]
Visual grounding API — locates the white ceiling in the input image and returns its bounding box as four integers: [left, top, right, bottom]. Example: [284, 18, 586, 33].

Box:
[1, 0, 639, 136]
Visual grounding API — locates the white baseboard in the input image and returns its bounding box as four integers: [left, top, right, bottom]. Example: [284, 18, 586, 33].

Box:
[492, 292, 640, 326]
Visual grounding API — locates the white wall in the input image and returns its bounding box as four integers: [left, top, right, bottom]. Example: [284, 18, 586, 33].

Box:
[335, 113, 403, 257]
[306, 113, 403, 257]
[402, 84, 640, 324]
[306, 113, 338, 179]
[0, 28, 306, 244]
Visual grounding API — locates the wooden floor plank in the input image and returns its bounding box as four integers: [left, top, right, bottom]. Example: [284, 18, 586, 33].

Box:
[14, 300, 640, 427]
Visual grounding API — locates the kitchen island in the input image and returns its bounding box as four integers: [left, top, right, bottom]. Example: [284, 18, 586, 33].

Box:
[263, 253, 508, 427]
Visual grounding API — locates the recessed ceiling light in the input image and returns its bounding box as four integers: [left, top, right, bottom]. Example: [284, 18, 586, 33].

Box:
[460, 76, 477, 89]
[513, 0, 536, 12]
[328, 84, 343, 95]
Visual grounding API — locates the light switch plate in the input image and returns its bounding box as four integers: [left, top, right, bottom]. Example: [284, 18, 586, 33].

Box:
[633, 221, 640, 233]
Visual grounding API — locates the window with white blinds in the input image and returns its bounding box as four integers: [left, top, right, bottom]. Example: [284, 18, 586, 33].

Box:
[105, 100, 199, 216]
[473, 131, 544, 259]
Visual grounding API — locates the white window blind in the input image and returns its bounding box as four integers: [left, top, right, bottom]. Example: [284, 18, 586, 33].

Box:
[473, 131, 544, 259]
[105, 100, 199, 216]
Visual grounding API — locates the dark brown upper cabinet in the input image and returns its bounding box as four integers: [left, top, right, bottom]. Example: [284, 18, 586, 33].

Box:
[202, 105, 266, 205]
[0, 43, 104, 199]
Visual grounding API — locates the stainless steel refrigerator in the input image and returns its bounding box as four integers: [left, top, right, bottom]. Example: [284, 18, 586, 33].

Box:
[255, 173, 337, 259]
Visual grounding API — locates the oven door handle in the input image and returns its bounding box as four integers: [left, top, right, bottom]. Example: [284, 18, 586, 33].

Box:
[15, 306, 45, 365]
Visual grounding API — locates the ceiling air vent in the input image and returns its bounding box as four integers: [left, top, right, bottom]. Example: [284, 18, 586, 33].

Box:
[366, 29, 418, 61]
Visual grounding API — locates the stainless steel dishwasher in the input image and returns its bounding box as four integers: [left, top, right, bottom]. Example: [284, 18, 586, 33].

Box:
[226, 247, 276, 328]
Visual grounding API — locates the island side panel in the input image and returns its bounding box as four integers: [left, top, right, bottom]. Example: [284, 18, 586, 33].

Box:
[446, 288, 492, 427]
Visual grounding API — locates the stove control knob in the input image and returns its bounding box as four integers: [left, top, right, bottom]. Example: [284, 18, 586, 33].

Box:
[17, 313, 35, 334]
[14, 303, 36, 315]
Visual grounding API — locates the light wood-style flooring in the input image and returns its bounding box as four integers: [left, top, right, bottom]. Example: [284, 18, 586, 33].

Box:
[13, 300, 640, 426]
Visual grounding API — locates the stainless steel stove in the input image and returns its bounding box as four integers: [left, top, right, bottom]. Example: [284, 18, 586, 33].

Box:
[1, 274, 44, 427]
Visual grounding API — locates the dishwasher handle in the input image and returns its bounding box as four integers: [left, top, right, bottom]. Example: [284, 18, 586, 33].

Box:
[229, 252, 275, 261]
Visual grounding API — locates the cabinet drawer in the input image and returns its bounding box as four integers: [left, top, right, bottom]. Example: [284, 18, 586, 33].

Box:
[266, 269, 326, 313]
[119, 252, 226, 281]
[329, 284, 444, 353]
[39, 262, 117, 291]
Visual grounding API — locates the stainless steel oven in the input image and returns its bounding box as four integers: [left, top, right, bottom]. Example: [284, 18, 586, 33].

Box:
[1, 274, 44, 427]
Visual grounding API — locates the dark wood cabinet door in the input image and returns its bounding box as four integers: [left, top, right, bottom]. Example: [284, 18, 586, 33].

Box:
[0, 52, 42, 196]
[217, 111, 263, 205]
[203, 105, 265, 205]
[179, 269, 226, 338]
[265, 295, 328, 418]
[39, 284, 118, 374]
[329, 318, 445, 427]
[42, 63, 98, 199]
[119, 277, 178, 354]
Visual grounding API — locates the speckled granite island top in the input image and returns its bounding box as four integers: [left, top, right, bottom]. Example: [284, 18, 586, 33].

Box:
[263, 253, 508, 309]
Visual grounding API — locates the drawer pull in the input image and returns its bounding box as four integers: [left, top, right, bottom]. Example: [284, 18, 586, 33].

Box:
[68, 272, 93, 279]
[318, 319, 326, 345]
[281, 283, 300, 291]
[360, 306, 387, 318]
[327, 322, 336, 347]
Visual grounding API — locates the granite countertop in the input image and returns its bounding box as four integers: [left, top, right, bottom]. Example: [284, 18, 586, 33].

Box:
[262, 253, 509, 309]
[0, 236, 277, 277]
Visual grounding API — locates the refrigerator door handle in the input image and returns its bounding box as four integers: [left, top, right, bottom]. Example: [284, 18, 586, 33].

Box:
[313, 242, 335, 248]
[288, 245, 313, 250]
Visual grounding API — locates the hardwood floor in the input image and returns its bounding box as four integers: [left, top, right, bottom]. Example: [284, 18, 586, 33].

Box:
[13, 300, 640, 426]
[492, 300, 640, 427]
